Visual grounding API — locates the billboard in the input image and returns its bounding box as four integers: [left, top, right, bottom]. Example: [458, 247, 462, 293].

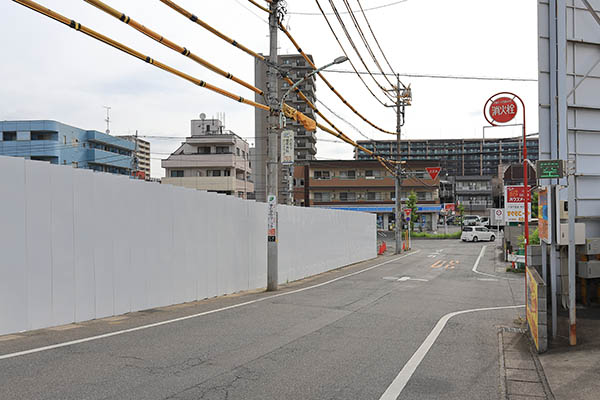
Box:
[504, 186, 531, 223]
[526, 266, 540, 351]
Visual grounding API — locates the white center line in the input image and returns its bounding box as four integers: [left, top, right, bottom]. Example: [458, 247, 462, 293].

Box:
[0, 251, 420, 361]
[378, 304, 525, 400]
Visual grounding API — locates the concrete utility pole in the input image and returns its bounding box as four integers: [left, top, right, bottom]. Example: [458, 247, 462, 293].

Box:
[266, 0, 280, 291]
[394, 74, 405, 254]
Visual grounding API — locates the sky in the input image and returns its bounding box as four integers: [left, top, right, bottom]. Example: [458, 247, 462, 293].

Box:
[0, 0, 539, 178]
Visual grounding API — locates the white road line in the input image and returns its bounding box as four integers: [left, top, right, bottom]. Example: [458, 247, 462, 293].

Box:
[0, 251, 420, 361]
[378, 304, 525, 400]
[471, 245, 519, 280]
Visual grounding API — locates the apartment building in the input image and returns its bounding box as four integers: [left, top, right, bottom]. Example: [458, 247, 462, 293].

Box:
[355, 137, 539, 176]
[118, 135, 151, 179]
[254, 53, 317, 203]
[0, 120, 134, 175]
[161, 117, 253, 198]
[294, 159, 441, 230]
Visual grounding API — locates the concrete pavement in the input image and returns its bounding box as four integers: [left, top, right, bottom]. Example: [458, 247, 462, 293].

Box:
[0, 240, 527, 399]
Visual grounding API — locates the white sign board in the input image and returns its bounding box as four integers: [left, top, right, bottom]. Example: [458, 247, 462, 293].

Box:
[491, 208, 504, 225]
[267, 194, 277, 241]
[504, 186, 532, 223]
[281, 129, 294, 165]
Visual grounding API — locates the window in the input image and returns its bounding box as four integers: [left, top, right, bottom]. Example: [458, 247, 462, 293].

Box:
[367, 192, 376, 200]
[339, 192, 356, 202]
[216, 146, 229, 154]
[208, 170, 221, 177]
[224, 169, 231, 177]
[314, 170, 330, 180]
[63, 135, 67, 145]
[2, 131, 16, 141]
[242, 150, 246, 159]
[198, 146, 211, 154]
[340, 170, 356, 179]
[314, 192, 331, 202]
[236, 148, 240, 156]
[170, 170, 184, 177]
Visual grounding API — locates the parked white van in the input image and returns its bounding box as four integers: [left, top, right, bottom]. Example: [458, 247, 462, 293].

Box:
[461, 226, 496, 242]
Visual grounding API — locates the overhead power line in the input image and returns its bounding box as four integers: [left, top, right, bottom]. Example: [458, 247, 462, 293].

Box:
[318, 0, 395, 103]
[277, 22, 397, 135]
[325, 69, 538, 82]
[84, 0, 265, 97]
[289, 0, 409, 15]
[13, 0, 401, 170]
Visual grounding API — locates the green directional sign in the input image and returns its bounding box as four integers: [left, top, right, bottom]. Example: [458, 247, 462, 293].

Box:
[536, 160, 564, 179]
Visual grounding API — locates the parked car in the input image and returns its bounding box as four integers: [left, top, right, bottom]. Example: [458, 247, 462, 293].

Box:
[462, 215, 481, 226]
[461, 226, 496, 242]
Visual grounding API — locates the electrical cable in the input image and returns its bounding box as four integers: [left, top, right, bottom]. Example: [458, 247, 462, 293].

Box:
[356, 0, 403, 88]
[322, 0, 395, 100]
[325, 69, 539, 82]
[84, 0, 265, 97]
[278, 21, 397, 135]
[315, 0, 394, 104]
[13, 0, 397, 167]
[340, 0, 396, 90]
[289, 0, 409, 15]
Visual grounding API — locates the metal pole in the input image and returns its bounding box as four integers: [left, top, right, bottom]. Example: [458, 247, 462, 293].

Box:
[568, 165, 577, 345]
[523, 112, 529, 270]
[395, 74, 404, 254]
[266, 0, 279, 291]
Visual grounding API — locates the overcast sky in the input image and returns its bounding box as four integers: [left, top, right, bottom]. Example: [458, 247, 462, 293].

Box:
[0, 0, 538, 177]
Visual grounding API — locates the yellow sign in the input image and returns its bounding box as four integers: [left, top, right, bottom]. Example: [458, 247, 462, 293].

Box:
[526, 266, 539, 350]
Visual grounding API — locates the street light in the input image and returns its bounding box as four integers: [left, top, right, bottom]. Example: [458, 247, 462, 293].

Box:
[278, 56, 348, 205]
[279, 56, 348, 128]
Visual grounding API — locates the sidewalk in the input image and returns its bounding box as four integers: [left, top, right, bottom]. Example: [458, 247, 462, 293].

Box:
[537, 307, 600, 400]
[499, 328, 554, 399]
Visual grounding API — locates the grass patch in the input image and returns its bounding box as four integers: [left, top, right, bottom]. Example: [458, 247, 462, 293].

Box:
[411, 231, 462, 239]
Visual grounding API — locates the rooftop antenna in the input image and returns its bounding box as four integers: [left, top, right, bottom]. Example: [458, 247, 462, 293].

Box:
[103, 105, 111, 134]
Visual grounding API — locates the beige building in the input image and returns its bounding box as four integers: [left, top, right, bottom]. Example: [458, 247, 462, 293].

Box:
[161, 117, 253, 198]
[118, 135, 151, 179]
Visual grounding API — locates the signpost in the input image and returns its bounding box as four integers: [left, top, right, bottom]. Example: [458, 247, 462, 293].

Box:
[489, 97, 517, 123]
[425, 167, 441, 181]
[281, 129, 294, 165]
[536, 159, 565, 179]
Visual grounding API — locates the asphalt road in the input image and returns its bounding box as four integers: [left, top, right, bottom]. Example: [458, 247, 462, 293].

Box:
[0, 240, 525, 400]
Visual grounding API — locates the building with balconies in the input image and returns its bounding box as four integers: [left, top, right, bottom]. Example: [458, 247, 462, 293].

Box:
[294, 159, 442, 230]
[254, 54, 317, 203]
[454, 175, 502, 216]
[161, 117, 253, 198]
[0, 120, 134, 175]
[355, 137, 539, 177]
[118, 135, 151, 179]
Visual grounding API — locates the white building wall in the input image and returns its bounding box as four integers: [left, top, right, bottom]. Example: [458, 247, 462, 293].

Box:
[0, 156, 375, 335]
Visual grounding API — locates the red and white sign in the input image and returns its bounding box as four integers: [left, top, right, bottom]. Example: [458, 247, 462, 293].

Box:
[489, 97, 517, 123]
[444, 203, 456, 211]
[504, 186, 531, 223]
[404, 209, 412, 218]
[425, 167, 441, 181]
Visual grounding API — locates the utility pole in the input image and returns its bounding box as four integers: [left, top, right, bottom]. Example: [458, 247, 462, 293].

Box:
[394, 74, 405, 254]
[266, 0, 280, 291]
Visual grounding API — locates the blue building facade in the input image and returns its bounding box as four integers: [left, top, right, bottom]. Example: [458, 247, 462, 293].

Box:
[0, 120, 135, 175]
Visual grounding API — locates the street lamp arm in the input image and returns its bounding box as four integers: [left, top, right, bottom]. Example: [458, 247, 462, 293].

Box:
[279, 56, 348, 128]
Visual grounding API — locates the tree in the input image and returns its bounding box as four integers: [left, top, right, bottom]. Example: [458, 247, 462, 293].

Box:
[406, 190, 419, 231]
[457, 203, 465, 224]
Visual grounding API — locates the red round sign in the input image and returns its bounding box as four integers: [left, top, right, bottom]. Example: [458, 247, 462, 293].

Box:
[489, 97, 517, 123]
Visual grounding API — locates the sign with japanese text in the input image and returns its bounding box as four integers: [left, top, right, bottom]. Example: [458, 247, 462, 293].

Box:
[489, 97, 517, 123]
[425, 167, 441, 180]
[267, 194, 277, 242]
[536, 159, 564, 179]
[505, 186, 531, 223]
[281, 129, 294, 165]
